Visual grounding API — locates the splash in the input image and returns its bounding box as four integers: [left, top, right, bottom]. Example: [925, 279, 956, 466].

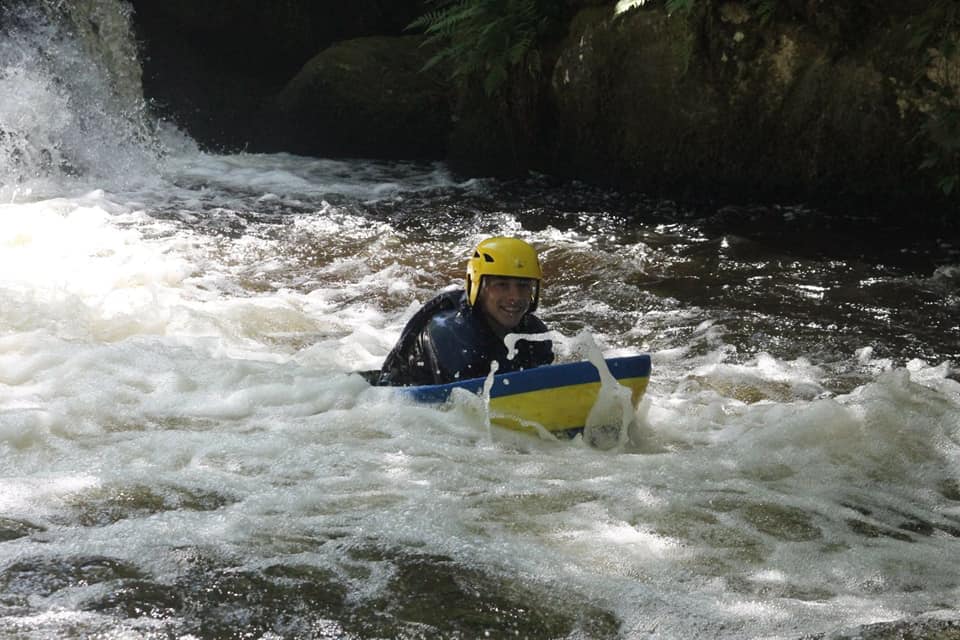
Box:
[504, 329, 640, 448]
[481, 358, 499, 438]
[0, 0, 168, 200]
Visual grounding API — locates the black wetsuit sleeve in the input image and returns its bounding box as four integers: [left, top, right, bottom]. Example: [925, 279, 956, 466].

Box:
[377, 290, 462, 386]
[420, 311, 488, 383]
[378, 292, 553, 386]
[424, 310, 554, 381]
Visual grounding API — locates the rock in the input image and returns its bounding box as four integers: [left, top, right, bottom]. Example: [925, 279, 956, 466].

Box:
[527, 2, 931, 208]
[129, 0, 422, 150]
[273, 36, 452, 159]
[803, 617, 960, 639]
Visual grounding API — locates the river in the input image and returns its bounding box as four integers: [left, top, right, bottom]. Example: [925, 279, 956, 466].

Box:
[1, 2, 959, 639]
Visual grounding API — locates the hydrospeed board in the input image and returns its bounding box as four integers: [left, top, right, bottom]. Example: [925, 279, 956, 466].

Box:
[402, 355, 651, 434]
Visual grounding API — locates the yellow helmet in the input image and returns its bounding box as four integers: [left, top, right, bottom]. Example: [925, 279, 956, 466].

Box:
[465, 236, 542, 310]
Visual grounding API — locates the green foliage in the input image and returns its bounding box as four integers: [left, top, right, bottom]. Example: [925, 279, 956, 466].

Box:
[750, 0, 778, 24]
[408, 0, 550, 96]
[667, 0, 958, 200]
[908, 0, 960, 52]
[664, 0, 695, 13]
[918, 95, 960, 197]
[909, 0, 960, 197]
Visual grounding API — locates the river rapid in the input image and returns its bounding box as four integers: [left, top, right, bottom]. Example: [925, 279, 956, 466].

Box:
[2, 2, 960, 639]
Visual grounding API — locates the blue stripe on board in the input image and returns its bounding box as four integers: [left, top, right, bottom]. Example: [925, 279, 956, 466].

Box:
[404, 355, 651, 404]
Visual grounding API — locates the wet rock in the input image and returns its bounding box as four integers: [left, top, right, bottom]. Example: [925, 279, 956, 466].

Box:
[345, 549, 621, 638]
[155, 544, 622, 639]
[540, 3, 930, 210]
[741, 502, 822, 541]
[803, 617, 960, 640]
[0, 556, 144, 598]
[847, 518, 914, 542]
[0, 517, 44, 542]
[940, 478, 960, 501]
[63, 483, 234, 527]
[83, 579, 183, 619]
[273, 36, 451, 160]
[129, 0, 422, 151]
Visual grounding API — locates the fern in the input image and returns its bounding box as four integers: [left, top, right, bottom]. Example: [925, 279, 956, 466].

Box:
[750, 0, 777, 24]
[409, 0, 549, 96]
[665, 0, 696, 14]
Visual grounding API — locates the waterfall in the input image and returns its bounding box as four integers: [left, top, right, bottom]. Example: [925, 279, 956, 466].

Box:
[0, 0, 172, 198]
[58, 0, 146, 115]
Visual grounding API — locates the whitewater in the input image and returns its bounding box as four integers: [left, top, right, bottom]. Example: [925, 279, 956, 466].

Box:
[1, 2, 959, 638]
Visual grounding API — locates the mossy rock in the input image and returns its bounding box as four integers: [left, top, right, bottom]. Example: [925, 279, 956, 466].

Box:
[275, 35, 452, 159]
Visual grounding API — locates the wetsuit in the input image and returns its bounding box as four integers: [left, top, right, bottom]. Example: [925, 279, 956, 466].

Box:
[378, 289, 554, 386]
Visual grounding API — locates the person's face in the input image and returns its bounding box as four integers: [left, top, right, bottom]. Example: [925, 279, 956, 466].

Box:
[477, 276, 536, 335]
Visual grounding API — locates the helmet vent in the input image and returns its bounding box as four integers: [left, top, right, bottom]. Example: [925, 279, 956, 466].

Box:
[482, 253, 495, 262]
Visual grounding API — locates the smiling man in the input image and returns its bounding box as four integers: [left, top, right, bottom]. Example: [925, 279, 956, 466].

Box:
[377, 236, 554, 386]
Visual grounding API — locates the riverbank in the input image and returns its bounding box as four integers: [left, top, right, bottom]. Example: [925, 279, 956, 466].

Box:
[128, 0, 959, 216]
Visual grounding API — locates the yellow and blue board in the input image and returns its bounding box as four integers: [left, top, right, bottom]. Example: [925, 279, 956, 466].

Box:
[405, 355, 651, 434]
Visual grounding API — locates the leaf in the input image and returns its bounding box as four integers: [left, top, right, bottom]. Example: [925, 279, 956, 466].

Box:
[408, 0, 551, 89]
[665, 0, 695, 14]
[938, 174, 958, 195]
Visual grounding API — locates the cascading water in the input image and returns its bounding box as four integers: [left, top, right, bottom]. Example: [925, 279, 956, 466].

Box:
[1, 2, 960, 639]
[0, 0, 175, 200]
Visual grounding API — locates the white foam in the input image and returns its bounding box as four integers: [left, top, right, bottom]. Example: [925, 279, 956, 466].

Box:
[0, 173, 958, 640]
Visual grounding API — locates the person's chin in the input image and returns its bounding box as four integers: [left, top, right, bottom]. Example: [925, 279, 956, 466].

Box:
[497, 311, 523, 329]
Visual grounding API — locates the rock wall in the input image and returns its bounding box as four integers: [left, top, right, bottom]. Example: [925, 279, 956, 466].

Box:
[533, 1, 941, 209]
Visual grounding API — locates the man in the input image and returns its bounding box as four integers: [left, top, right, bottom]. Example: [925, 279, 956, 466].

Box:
[378, 236, 554, 386]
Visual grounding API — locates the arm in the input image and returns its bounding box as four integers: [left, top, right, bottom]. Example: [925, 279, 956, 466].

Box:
[421, 311, 494, 383]
[377, 290, 463, 386]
